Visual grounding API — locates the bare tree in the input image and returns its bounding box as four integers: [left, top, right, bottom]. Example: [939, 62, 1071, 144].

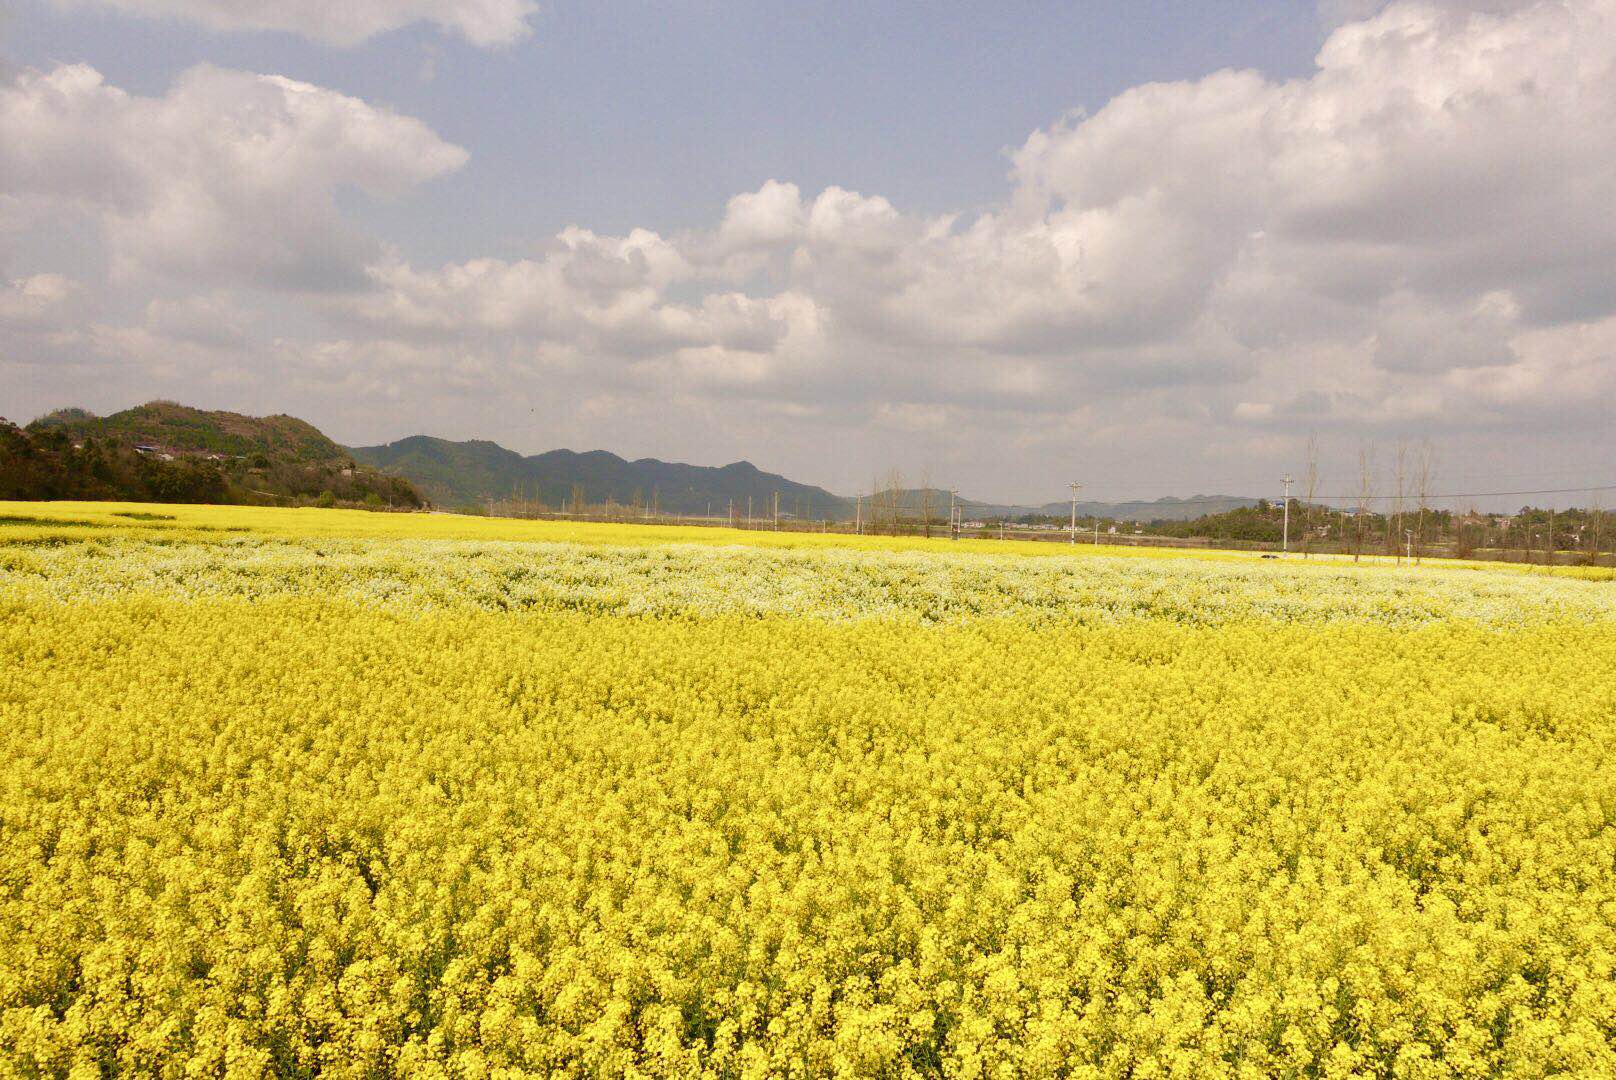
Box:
[872, 468, 905, 536]
[1591, 489, 1605, 566]
[888, 469, 905, 536]
[1413, 440, 1435, 564]
[1303, 433, 1320, 558]
[1391, 439, 1408, 562]
[919, 470, 934, 540]
[1355, 444, 1376, 563]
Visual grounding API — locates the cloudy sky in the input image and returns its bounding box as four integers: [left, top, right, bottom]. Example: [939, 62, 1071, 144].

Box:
[2, 0, 1613, 505]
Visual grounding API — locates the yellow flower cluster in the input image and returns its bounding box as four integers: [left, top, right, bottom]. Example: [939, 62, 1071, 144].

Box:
[5, 533, 1613, 628]
[2, 505, 1614, 1077]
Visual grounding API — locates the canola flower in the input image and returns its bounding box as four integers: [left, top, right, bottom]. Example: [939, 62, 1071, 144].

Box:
[2, 504, 1615, 1077]
[5, 535, 1615, 628]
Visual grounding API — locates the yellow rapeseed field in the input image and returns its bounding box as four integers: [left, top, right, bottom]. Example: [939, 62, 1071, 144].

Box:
[2, 503, 1614, 1077]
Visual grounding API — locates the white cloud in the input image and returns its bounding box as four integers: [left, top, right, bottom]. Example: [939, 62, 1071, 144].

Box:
[347, 0, 1612, 424]
[1318, 0, 1536, 29]
[711, 181, 808, 257]
[1447, 312, 1616, 414]
[7, 0, 1616, 495]
[796, 0, 1616, 419]
[44, 0, 538, 47]
[0, 274, 77, 330]
[0, 63, 467, 290]
[144, 294, 250, 349]
[875, 402, 950, 433]
[347, 229, 790, 360]
[578, 0, 1610, 403]
[1371, 290, 1520, 373]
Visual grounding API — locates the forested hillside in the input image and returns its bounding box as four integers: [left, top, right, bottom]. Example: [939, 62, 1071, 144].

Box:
[351, 434, 848, 517]
[6, 404, 421, 508]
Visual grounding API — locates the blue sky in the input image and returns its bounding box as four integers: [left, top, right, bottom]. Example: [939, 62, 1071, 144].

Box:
[2, 0, 1613, 506]
[7, 2, 1323, 260]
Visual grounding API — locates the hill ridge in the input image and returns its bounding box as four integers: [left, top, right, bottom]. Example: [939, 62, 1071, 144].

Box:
[351, 432, 1258, 521]
[12, 402, 420, 507]
[350, 435, 845, 516]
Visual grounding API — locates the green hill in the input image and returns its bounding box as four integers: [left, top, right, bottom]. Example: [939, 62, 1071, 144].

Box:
[10, 403, 421, 508]
[10, 401, 1260, 524]
[345, 436, 531, 507]
[351, 435, 850, 518]
[30, 401, 345, 462]
[836, 488, 1258, 524]
[351, 434, 1262, 523]
[1029, 494, 1259, 523]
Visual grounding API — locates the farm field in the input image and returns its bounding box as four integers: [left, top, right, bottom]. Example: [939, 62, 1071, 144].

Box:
[3, 504, 1615, 1076]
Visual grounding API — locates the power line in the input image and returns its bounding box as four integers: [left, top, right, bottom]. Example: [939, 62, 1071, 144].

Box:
[1420, 463, 1616, 482]
[1001, 483, 1616, 513]
[1075, 464, 1616, 493]
[1302, 483, 1616, 503]
[1067, 456, 1616, 491]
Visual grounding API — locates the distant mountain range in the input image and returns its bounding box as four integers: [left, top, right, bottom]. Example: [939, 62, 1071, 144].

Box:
[12, 402, 1259, 522]
[349, 435, 848, 518]
[351, 433, 1258, 521]
[1029, 494, 1260, 521]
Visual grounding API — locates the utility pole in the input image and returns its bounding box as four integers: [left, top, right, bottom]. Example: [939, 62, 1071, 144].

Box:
[950, 489, 959, 540]
[1405, 529, 1413, 561]
[855, 493, 862, 535]
[1281, 474, 1293, 554]
[1069, 482, 1081, 545]
[773, 491, 779, 531]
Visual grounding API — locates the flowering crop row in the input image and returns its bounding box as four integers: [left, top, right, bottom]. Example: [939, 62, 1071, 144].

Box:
[4, 533, 1613, 627]
[2, 507, 1614, 1077]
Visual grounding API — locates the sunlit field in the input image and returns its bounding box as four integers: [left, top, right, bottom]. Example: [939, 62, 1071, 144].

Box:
[4, 503, 1615, 1076]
